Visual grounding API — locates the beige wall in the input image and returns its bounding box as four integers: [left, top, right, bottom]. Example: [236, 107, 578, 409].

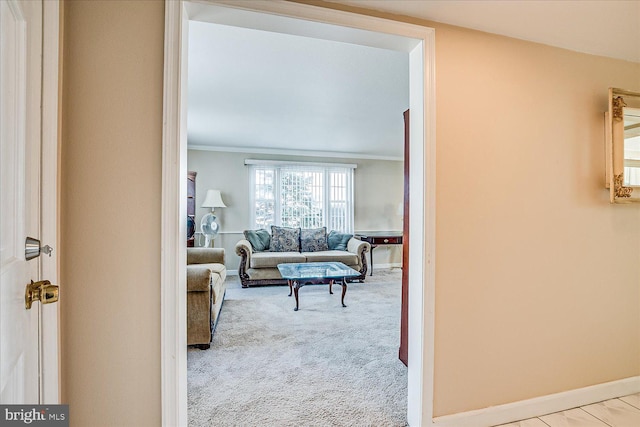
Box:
[59, 0, 640, 425]
[60, 1, 164, 426]
[432, 25, 640, 417]
[187, 150, 404, 271]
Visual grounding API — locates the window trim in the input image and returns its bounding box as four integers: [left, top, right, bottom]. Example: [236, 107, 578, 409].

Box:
[244, 159, 357, 169]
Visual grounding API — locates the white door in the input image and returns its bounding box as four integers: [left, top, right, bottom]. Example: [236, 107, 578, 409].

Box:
[0, 0, 60, 404]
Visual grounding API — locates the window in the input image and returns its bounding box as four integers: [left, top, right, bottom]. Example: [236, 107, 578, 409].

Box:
[247, 160, 355, 232]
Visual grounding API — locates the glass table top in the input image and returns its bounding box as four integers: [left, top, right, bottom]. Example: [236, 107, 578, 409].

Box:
[277, 262, 361, 280]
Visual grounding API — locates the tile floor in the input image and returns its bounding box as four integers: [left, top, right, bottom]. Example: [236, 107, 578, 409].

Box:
[496, 393, 640, 427]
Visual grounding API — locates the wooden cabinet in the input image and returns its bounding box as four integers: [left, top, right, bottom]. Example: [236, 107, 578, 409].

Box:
[187, 171, 197, 247]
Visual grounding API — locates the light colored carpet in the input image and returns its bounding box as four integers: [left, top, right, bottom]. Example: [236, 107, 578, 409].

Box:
[187, 268, 408, 427]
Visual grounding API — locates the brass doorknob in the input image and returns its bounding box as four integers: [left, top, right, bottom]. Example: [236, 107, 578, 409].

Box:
[25, 280, 59, 310]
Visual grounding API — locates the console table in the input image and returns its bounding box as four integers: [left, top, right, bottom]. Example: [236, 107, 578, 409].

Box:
[354, 231, 403, 276]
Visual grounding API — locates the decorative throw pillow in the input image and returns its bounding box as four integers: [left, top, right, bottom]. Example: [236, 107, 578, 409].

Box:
[244, 229, 271, 252]
[269, 226, 300, 252]
[300, 227, 328, 252]
[327, 230, 353, 251]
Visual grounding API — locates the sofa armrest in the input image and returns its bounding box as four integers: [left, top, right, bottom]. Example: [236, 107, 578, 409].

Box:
[347, 237, 370, 256]
[235, 240, 254, 287]
[187, 247, 225, 265]
[235, 239, 253, 259]
[186, 266, 213, 292]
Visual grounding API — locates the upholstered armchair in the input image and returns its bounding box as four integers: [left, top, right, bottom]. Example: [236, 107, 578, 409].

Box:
[187, 248, 227, 349]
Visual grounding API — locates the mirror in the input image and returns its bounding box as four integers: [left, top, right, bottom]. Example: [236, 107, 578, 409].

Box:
[606, 88, 640, 203]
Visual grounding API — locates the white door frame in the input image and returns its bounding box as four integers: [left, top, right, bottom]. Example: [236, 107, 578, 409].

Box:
[40, 0, 61, 404]
[161, 1, 436, 426]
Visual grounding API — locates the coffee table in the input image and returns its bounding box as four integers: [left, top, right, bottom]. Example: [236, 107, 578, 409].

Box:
[277, 262, 361, 311]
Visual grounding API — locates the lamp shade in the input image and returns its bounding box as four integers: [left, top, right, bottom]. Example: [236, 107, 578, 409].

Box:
[201, 189, 227, 209]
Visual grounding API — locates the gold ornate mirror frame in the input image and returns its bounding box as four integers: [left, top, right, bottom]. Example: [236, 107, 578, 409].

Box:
[605, 88, 640, 203]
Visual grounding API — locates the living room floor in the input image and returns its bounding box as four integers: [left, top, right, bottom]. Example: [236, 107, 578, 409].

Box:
[495, 393, 640, 427]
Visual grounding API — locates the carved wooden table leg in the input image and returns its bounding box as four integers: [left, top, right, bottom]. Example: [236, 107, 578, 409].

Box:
[282, 271, 354, 311]
[293, 280, 300, 311]
[341, 278, 347, 307]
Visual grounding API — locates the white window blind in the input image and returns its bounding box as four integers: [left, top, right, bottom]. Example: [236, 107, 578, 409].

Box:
[247, 160, 355, 233]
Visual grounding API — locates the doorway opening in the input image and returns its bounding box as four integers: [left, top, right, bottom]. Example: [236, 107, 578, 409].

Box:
[162, 2, 436, 425]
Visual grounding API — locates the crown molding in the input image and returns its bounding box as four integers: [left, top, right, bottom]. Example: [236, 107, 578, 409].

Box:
[187, 144, 403, 161]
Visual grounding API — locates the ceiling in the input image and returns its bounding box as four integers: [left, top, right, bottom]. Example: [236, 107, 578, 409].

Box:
[187, 1, 640, 160]
[328, 0, 640, 63]
[187, 20, 409, 160]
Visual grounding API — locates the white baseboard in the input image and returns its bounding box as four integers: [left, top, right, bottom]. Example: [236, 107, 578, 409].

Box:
[227, 270, 238, 276]
[432, 376, 640, 427]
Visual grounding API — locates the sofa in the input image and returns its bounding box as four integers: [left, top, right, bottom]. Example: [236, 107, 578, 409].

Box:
[187, 248, 227, 349]
[235, 226, 370, 288]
